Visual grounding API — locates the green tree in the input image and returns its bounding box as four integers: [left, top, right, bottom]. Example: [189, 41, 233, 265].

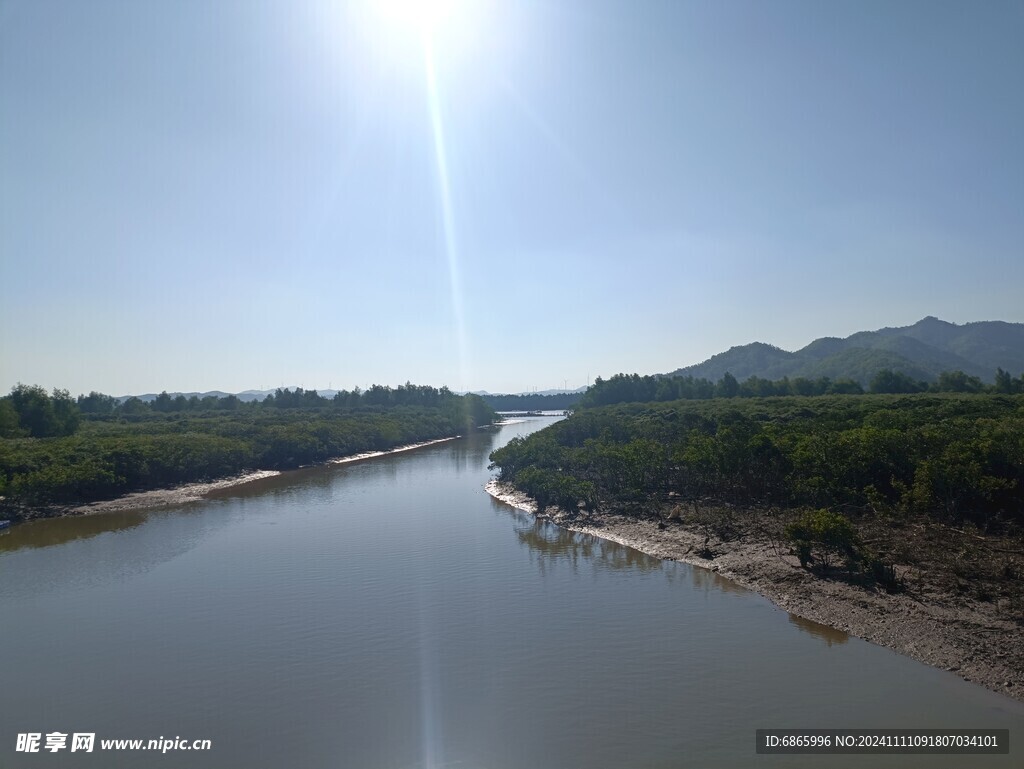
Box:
[9, 384, 60, 437]
[785, 508, 860, 571]
[0, 398, 23, 437]
[119, 396, 149, 415]
[827, 378, 864, 395]
[51, 388, 81, 435]
[935, 370, 983, 393]
[869, 369, 924, 394]
[993, 368, 1014, 394]
[219, 394, 241, 411]
[716, 372, 739, 398]
[152, 391, 174, 412]
[77, 391, 118, 415]
[791, 377, 815, 396]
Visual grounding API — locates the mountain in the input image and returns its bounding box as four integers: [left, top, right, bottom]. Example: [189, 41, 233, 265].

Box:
[119, 390, 234, 403]
[667, 317, 1024, 385]
[470, 387, 588, 396]
[120, 389, 343, 403]
[233, 388, 341, 402]
[119, 386, 588, 404]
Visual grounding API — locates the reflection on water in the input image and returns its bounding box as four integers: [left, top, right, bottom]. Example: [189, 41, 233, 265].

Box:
[497, 493, 853, 650]
[688, 559, 752, 596]
[507, 509, 663, 576]
[450, 428, 500, 473]
[1, 417, 1021, 769]
[494, 479, 881, 656]
[0, 509, 149, 553]
[789, 612, 850, 646]
[0, 504, 231, 600]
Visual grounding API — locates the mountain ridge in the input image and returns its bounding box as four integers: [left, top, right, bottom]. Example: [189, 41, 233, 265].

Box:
[667, 317, 1024, 384]
[119, 387, 587, 403]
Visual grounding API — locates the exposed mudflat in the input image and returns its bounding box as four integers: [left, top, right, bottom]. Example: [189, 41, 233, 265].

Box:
[486, 480, 1024, 703]
[65, 470, 283, 515]
[6, 437, 462, 522]
[326, 436, 458, 465]
[70, 437, 461, 515]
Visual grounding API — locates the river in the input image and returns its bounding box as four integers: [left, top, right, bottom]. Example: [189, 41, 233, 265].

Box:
[1, 418, 1021, 768]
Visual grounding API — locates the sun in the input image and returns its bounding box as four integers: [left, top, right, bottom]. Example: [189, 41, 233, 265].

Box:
[356, 0, 490, 86]
[373, 0, 460, 41]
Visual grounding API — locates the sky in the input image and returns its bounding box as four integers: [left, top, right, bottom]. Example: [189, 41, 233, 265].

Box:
[2, 0, 1022, 396]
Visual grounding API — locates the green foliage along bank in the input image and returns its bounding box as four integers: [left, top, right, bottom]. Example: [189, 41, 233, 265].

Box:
[0, 385, 496, 514]
[577, 368, 1024, 409]
[0, 384, 81, 438]
[490, 394, 1024, 604]
[489, 394, 1024, 529]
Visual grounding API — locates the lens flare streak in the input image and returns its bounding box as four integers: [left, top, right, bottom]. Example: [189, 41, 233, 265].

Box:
[423, 37, 471, 392]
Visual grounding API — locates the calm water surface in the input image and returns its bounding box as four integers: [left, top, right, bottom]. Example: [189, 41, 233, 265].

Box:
[1, 419, 1021, 768]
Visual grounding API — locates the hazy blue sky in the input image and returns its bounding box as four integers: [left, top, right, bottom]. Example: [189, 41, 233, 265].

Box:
[2, 0, 1022, 395]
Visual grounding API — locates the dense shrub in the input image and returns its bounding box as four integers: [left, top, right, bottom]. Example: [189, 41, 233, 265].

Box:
[0, 398, 496, 510]
[489, 394, 1024, 528]
[784, 508, 859, 570]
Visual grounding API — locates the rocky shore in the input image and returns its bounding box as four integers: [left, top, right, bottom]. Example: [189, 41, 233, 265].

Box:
[486, 479, 1024, 703]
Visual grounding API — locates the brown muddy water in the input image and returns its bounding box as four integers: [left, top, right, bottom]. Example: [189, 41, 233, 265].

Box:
[1, 418, 1021, 768]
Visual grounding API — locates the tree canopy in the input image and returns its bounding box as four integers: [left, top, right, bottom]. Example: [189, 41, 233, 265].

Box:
[0, 383, 497, 511]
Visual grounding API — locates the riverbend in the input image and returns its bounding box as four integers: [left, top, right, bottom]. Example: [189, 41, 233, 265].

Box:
[1, 418, 1021, 768]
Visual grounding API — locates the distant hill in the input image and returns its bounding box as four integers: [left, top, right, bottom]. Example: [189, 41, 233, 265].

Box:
[469, 387, 588, 396]
[120, 390, 235, 403]
[119, 386, 587, 404]
[233, 388, 341, 403]
[479, 391, 581, 411]
[667, 317, 1024, 385]
[119, 389, 342, 403]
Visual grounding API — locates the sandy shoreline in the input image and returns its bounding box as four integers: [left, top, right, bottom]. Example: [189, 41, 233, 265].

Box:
[65, 469, 284, 515]
[485, 479, 1024, 703]
[326, 436, 458, 465]
[7, 436, 463, 520]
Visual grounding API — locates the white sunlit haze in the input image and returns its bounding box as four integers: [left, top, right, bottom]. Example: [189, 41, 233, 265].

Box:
[0, 1, 1022, 395]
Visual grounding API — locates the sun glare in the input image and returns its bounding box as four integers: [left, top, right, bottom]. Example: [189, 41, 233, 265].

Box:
[346, 0, 501, 394]
[374, 0, 459, 40]
[353, 0, 497, 79]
